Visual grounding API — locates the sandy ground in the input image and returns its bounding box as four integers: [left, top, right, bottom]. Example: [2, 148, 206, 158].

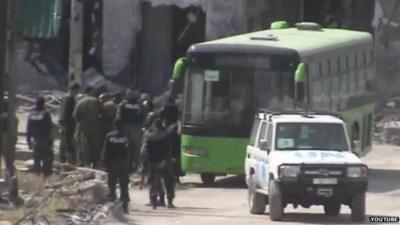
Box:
[104, 143, 400, 225]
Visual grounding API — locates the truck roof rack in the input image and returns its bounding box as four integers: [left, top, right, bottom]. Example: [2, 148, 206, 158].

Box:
[257, 108, 343, 120]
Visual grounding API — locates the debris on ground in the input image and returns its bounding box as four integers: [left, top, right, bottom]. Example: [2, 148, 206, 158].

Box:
[0, 163, 120, 225]
[374, 99, 400, 145]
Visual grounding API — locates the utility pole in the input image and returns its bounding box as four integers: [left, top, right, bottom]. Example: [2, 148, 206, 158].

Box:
[68, 0, 84, 86]
[0, 0, 8, 175]
[4, 0, 21, 204]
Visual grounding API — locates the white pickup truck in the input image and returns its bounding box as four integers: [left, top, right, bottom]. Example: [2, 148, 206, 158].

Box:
[245, 110, 368, 222]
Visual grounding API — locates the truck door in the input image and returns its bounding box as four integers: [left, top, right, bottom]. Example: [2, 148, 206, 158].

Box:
[246, 118, 261, 184]
[255, 122, 270, 188]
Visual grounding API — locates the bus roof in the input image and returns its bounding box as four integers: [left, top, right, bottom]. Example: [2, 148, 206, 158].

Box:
[191, 27, 372, 57]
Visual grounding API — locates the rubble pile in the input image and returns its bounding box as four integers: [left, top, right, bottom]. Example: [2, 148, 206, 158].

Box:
[1, 165, 116, 225]
[374, 102, 400, 145]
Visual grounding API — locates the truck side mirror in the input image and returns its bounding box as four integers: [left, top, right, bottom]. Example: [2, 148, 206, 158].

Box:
[260, 139, 270, 153]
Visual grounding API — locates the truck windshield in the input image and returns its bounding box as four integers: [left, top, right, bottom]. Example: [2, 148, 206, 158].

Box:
[275, 123, 349, 151]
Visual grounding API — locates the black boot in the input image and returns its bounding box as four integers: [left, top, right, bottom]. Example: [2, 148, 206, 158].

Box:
[158, 196, 166, 207]
[167, 199, 176, 208]
[107, 193, 116, 202]
[151, 196, 157, 209]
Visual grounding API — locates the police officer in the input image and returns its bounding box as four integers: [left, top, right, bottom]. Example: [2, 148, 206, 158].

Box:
[59, 82, 80, 164]
[140, 110, 166, 207]
[116, 89, 144, 167]
[73, 86, 104, 168]
[160, 97, 184, 181]
[142, 118, 175, 209]
[26, 97, 54, 176]
[140, 93, 154, 118]
[103, 119, 133, 214]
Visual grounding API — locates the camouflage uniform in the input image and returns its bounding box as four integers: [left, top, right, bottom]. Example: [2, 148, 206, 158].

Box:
[73, 95, 103, 168]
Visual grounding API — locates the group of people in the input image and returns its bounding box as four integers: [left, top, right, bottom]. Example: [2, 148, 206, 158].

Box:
[26, 82, 183, 213]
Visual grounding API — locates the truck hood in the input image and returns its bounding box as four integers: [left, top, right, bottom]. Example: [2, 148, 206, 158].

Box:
[270, 150, 363, 166]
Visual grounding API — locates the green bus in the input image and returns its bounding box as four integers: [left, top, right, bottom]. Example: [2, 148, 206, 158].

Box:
[173, 21, 375, 184]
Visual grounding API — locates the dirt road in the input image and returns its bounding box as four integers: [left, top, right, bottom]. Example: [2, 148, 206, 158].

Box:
[106, 143, 400, 225]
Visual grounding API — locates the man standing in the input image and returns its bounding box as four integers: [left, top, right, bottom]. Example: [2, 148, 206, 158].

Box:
[116, 89, 144, 167]
[26, 97, 54, 176]
[142, 118, 176, 209]
[73, 86, 103, 168]
[103, 119, 133, 214]
[161, 97, 184, 181]
[59, 83, 80, 164]
[99, 93, 117, 141]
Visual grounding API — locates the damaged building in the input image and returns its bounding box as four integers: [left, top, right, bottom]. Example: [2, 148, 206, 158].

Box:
[14, 0, 399, 103]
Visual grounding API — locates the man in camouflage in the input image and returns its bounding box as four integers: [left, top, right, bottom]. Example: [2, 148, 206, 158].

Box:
[73, 86, 104, 168]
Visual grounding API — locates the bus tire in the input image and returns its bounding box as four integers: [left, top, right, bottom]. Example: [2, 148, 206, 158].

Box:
[269, 180, 284, 221]
[248, 175, 266, 214]
[351, 192, 366, 222]
[200, 173, 216, 185]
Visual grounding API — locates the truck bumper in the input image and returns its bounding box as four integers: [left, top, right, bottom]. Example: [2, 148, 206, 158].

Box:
[278, 178, 367, 205]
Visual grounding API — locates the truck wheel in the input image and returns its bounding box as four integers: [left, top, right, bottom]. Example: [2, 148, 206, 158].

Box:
[248, 175, 266, 214]
[351, 192, 366, 222]
[200, 173, 216, 185]
[269, 180, 284, 221]
[324, 203, 341, 216]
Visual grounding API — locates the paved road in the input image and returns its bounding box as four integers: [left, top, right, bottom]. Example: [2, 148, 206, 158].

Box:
[106, 143, 400, 225]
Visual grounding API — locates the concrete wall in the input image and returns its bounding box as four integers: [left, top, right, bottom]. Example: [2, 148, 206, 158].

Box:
[205, 0, 247, 40]
[373, 0, 400, 101]
[139, 5, 172, 94]
[102, 0, 141, 77]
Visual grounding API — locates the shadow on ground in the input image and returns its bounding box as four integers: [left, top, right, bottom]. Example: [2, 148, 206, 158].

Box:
[280, 213, 396, 224]
[367, 168, 400, 193]
[179, 175, 247, 189]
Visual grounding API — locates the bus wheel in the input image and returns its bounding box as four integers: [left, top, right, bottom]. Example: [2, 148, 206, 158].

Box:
[200, 173, 216, 185]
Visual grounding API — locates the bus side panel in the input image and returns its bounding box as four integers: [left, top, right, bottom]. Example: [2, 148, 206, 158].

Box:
[181, 134, 248, 174]
[341, 103, 375, 156]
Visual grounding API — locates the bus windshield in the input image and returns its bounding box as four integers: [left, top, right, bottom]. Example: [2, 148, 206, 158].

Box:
[275, 123, 349, 151]
[184, 66, 294, 133]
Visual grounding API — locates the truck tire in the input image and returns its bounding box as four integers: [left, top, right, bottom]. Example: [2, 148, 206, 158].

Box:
[324, 203, 341, 216]
[248, 175, 266, 214]
[351, 192, 366, 222]
[269, 180, 284, 221]
[200, 173, 216, 185]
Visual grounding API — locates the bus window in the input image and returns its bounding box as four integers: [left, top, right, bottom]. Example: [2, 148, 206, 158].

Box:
[348, 54, 356, 95]
[184, 64, 295, 133]
[267, 72, 294, 110]
[312, 79, 323, 108]
[321, 60, 329, 76]
[254, 72, 269, 108]
[327, 59, 332, 74]
[318, 61, 323, 77]
[340, 55, 346, 72]
[185, 69, 205, 124]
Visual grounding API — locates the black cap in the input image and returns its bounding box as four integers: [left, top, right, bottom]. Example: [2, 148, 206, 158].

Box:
[69, 82, 80, 91]
[36, 96, 46, 109]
